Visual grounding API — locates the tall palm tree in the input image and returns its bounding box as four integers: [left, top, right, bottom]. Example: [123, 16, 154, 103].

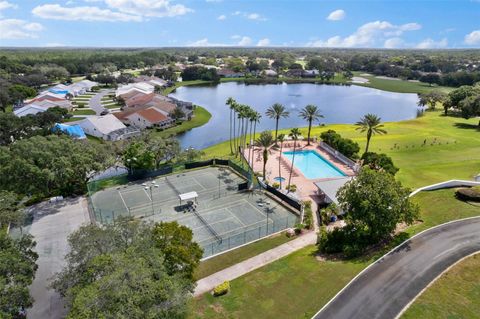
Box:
[355, 113, 387, 153]
[250, 111, 262, 167]
[255, 131, 274, 179]
[235, 104, 245, 155]
[299, 104, 323, 145]
[277, 133, 285, 189]
[266, 103, 289, 145]
[226, 97, 236, 154]
[287, 128, 300, 192]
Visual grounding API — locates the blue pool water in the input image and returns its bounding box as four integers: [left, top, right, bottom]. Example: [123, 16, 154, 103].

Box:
[282, 150, 346, 179]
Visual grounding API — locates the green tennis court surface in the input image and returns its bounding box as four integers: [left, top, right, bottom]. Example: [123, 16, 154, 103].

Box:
[91, 166, 299, 257]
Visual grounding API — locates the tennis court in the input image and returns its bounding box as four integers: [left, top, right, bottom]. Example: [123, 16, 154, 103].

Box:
[90, 166, 299, 257]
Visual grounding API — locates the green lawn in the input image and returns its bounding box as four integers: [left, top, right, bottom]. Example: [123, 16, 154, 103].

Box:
[191, 245, 368, 319]
[203, 110, 480, 189]
[73, 109, 96, 115]
[352, 72, 452, 94]
[153, 106, 212, 138]
[195, 232, 294, 279]
[62, 117, 85, 123]
[402, 253, 480, 319]
[191, 190, 480, 319]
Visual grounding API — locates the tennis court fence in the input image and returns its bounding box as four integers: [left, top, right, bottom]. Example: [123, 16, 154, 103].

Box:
[87, 158, 253, 223]
[199, 214, 297, 258]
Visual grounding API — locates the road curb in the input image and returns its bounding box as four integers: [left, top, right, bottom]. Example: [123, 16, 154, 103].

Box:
[311, 215, 480, 319]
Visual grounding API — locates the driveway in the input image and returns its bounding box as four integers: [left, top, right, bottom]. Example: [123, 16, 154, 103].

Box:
[88, 89, 114, 115]
[313, 217, 480, 319]
[26, 197, 90, 319]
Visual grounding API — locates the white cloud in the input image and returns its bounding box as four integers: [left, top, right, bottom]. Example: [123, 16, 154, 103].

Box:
[105, 0, 192, 18]
[217, 14, 226, 20]
[464, 30, 480, 45]
[0, 0, 16, 17]
[327, 9, 345, 21]
[384, 37, 405, 48]
[237, 36, 252, 46]
[45, 42, 67, 47]
[0, 1, 16, 11]
[32, 4, 142, 22]
[247, 13, 266, 21]
[232, 11, 266, 21]
[415, 38, 448, 49]
[307, 20, 422, 48]
[257, 38, 270, 46]
[188, 38, 227, 47]
[206, 0, 222, 2]
[0, 19, 44, 39]
[188, 35, 253, 47]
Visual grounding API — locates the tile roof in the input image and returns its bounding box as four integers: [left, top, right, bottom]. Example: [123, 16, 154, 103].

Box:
[135, 107, 168, 123]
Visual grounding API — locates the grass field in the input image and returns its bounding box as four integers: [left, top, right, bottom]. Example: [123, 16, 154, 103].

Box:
[401, 253, 480, 319]
[73, 109, 96, 115]
[203, 110, 480, 189]
[195, 232, 294, 279]
[190, 190, 480, 319]
[153, 106, 212, 138]
[352, 72, 452, 94]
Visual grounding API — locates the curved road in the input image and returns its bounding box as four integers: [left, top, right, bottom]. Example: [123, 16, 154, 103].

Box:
[313, 217, 480, 319]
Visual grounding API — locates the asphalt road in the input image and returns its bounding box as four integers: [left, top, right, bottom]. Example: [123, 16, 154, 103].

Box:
[88, 89, 113, 114]
[313, 217, 480, 319]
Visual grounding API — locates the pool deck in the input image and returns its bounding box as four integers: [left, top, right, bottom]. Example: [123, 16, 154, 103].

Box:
[245, 141, 356, 214]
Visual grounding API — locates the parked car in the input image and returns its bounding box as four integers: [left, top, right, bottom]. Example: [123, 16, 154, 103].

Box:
[100, 109, 110, 116]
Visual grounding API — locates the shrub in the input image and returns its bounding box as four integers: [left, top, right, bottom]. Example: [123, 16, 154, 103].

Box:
[455, 187, 480, 202]
[287, 184, 297, 192]
[91, 86, 100, 92]
[361, 152, 399, 175]
[294, 223, 304, 235]
[272, 182, 280, 189]
[213, 281, 230, 296]
[303, 201, 314, 229]
[320, 130, 360, 159]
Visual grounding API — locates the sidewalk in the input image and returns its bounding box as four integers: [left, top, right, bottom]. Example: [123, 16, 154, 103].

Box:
[194, 231, 317, 296]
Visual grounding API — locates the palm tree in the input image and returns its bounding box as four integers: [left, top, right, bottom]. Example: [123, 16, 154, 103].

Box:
[277, 133, 285, 189]
[287, 128, 300, 192]
[355, 113, 387, 153]
[250, 111, 262, 166]
[299, 104, 323, 145]
[266, 103, 289, 145]
[255, 131, 274, 179]
[226, 97, 237, 154]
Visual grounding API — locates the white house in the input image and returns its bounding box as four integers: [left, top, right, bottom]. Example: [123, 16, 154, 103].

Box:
[13, 104, 48, 117]
[116, 82, 155, 97]
[79, 114, 128, 141]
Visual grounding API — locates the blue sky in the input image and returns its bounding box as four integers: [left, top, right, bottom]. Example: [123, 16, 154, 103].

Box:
[0, 0, 479, 48]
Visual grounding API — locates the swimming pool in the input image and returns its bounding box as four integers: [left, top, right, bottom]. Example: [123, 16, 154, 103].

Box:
[282, 150, 346, 179]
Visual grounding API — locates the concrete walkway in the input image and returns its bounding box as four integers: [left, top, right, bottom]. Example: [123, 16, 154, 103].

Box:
[194, 231, 317, 296]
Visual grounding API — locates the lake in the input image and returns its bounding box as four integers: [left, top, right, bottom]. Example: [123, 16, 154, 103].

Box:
[169, 82, 421, 149]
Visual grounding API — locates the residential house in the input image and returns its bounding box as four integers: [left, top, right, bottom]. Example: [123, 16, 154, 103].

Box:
[115, 82, 155, 97]
[13, 103, 48, 117]
[124, 107, 174, 129]
[79, 114, 140, 141]
[303, 69, 320, 78]
[263, 69, 278, 77]
[217, 69, 245, 78]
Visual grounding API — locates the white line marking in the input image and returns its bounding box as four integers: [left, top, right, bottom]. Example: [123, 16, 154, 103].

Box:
[118, 191, 129, 213]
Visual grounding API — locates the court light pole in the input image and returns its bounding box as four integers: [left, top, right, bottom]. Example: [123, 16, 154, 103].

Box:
[145, 181, 159, 215]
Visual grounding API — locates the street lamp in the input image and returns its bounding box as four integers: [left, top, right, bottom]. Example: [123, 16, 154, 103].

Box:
[145, 181, 159, 215]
